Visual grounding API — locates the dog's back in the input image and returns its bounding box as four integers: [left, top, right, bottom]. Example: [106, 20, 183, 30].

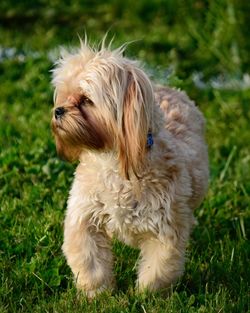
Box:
[155, 86, 209, 209]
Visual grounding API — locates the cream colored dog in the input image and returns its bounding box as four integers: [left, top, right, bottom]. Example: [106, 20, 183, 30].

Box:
[51, 40, 209, 298]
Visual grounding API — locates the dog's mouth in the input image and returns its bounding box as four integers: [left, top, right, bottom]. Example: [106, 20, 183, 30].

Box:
[52, 118, 66, 133]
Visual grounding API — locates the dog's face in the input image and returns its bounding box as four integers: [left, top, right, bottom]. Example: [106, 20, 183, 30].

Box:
[51, 42, 154, 178]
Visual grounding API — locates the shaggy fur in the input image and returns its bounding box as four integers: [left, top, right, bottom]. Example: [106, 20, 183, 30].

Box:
[51, 40, 209, 298]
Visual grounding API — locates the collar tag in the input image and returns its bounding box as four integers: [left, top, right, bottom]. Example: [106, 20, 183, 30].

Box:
[147, 132, 154, 148]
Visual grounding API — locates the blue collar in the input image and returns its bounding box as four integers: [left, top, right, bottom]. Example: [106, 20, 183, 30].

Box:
[147, 132, 154, 148]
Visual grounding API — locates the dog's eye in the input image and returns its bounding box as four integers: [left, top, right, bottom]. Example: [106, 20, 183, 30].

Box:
[78, 95, 93, 107]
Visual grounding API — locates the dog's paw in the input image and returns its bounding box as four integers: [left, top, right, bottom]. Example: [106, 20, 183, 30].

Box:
[83, 284, 110, 299]
[135, 276, 166, 293]
[77, 279, 115, 299]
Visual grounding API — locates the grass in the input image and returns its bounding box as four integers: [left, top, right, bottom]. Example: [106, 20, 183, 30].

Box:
[0, 1, 249, 312]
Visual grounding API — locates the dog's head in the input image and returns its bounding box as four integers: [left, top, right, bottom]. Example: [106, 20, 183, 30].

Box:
[51, 40, 155, 178]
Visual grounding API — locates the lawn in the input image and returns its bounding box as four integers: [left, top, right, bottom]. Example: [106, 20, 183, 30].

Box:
[0, 1, 249, 312]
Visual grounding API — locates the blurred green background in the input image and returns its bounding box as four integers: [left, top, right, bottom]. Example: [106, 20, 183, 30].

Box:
[0, 1, 249, 312]
[1, 0, 250, 77]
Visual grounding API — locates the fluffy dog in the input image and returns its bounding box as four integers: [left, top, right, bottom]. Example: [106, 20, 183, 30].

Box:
[51, 40, 209, 298]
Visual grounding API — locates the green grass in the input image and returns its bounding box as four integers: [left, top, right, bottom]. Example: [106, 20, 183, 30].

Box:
[0, 1, 249, 312]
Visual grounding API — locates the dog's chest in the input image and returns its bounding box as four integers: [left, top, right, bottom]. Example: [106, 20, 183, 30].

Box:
[68, 154, 173, 245]
[69, 168, 159, 243]
[92, 178, 165, 246]
[89, 171, 145, 235]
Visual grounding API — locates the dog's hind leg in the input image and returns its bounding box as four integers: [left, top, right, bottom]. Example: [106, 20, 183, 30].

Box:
[62, 217, 114, 298]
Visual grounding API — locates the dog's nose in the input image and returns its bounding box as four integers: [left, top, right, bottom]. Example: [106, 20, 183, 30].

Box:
[55, 107, 65, 119]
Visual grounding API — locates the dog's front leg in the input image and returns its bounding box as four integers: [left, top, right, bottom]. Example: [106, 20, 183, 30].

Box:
[62, 215, 114, 298]
[136, 235, 186, 292]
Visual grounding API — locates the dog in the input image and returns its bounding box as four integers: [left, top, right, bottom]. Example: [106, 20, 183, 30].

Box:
[51, 39, 209, 298]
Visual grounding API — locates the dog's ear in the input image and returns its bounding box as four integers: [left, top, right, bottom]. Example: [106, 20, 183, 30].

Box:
[118, 67, 154, 179]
